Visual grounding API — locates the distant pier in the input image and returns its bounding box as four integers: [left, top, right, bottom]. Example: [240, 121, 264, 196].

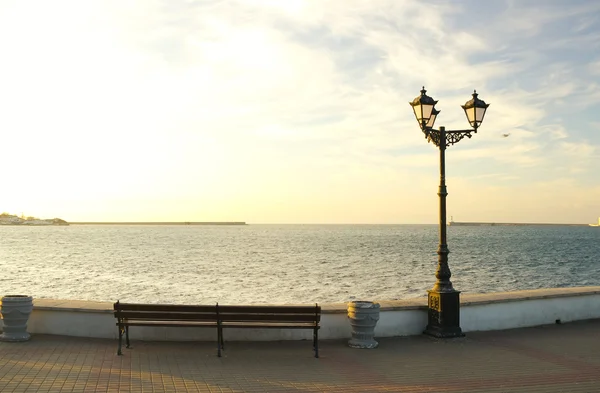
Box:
[69, 222, 247, 226]
[449, 222, 588, 227]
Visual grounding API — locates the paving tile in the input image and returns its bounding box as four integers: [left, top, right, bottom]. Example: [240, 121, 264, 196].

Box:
[1, 320, 600, 391]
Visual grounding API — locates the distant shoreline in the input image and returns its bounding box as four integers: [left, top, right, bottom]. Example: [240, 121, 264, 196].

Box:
[68, 221, 247, 226]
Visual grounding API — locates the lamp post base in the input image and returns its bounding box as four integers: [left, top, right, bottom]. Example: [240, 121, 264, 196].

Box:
[423, 290, 464, 338]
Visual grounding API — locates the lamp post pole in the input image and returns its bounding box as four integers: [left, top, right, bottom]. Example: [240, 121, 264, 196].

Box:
[426, 125, 462, 338]
[437, 126, 450, 293]
[409, 88, 490, 338]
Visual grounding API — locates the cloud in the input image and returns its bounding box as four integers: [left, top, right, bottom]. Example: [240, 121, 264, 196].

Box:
[589, 59, 600, 76]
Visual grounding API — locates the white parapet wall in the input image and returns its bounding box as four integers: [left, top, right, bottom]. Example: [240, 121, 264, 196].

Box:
[1, 287, 599, 341]
[459, 287, 600, 332]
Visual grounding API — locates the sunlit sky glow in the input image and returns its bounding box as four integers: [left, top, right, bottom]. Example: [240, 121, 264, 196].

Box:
[0, 0, 599, 224]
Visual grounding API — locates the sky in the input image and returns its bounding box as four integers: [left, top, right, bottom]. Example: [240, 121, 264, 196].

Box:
[0, 0, 599, 224]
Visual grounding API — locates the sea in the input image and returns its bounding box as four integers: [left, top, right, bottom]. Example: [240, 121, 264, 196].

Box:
[1, 224, 598, 305]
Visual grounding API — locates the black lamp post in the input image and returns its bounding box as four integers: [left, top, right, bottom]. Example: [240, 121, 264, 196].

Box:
[409, 87, 490, 338]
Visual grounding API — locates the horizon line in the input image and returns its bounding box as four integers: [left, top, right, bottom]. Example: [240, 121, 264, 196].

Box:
[65, 221, 593, 226]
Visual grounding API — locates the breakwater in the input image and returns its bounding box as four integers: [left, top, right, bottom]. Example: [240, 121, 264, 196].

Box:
[69, 221, 247, 225]
[449, 222, 588, 226]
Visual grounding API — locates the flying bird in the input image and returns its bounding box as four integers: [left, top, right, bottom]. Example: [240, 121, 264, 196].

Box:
[502, 133, 510, 138]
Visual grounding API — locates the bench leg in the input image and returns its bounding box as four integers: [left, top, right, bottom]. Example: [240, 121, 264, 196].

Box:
[217, 327, 222, 357]
[313, 329, 319, 358]
[125, 326, 131, 349]
[117, 326, 124, 356]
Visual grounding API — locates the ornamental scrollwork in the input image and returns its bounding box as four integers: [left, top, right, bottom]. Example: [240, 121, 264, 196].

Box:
[424, 129, 441, 147]
[446, 131, 473, 146]
[423, 129, 474, 148]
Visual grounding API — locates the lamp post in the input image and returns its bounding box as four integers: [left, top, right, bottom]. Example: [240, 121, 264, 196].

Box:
[409, 87, 490, 338]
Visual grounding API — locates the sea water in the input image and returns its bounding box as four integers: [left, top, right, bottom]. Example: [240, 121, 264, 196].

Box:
[1, 224, 598, 304]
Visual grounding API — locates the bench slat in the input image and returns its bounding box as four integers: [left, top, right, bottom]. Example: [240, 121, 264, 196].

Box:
[218, 305, 319, 314]
[117, 321, 218, 328]
[115, 303, 216, 313]
[116, 311, 218, 320]
[220, 322, 318, 329]
[218, 314, 319, 322]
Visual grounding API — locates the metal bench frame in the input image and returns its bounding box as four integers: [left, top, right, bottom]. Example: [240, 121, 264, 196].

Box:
[113, 301, 220, 355]
[113, 302, 321, 358]
[217, 304, 321, 358]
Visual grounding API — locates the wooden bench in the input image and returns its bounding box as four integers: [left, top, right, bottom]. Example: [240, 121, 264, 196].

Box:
[113, 301, 220, 356]
[217, 304, 321, 358]
[113, 302, 321, 358]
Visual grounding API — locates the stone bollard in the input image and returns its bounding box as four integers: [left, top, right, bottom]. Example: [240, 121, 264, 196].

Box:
[347, 300, 380, 349]
[0, 295, 34, 342]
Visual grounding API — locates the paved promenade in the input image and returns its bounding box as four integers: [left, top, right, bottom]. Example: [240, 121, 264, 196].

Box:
[1, 319, 599, 392]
